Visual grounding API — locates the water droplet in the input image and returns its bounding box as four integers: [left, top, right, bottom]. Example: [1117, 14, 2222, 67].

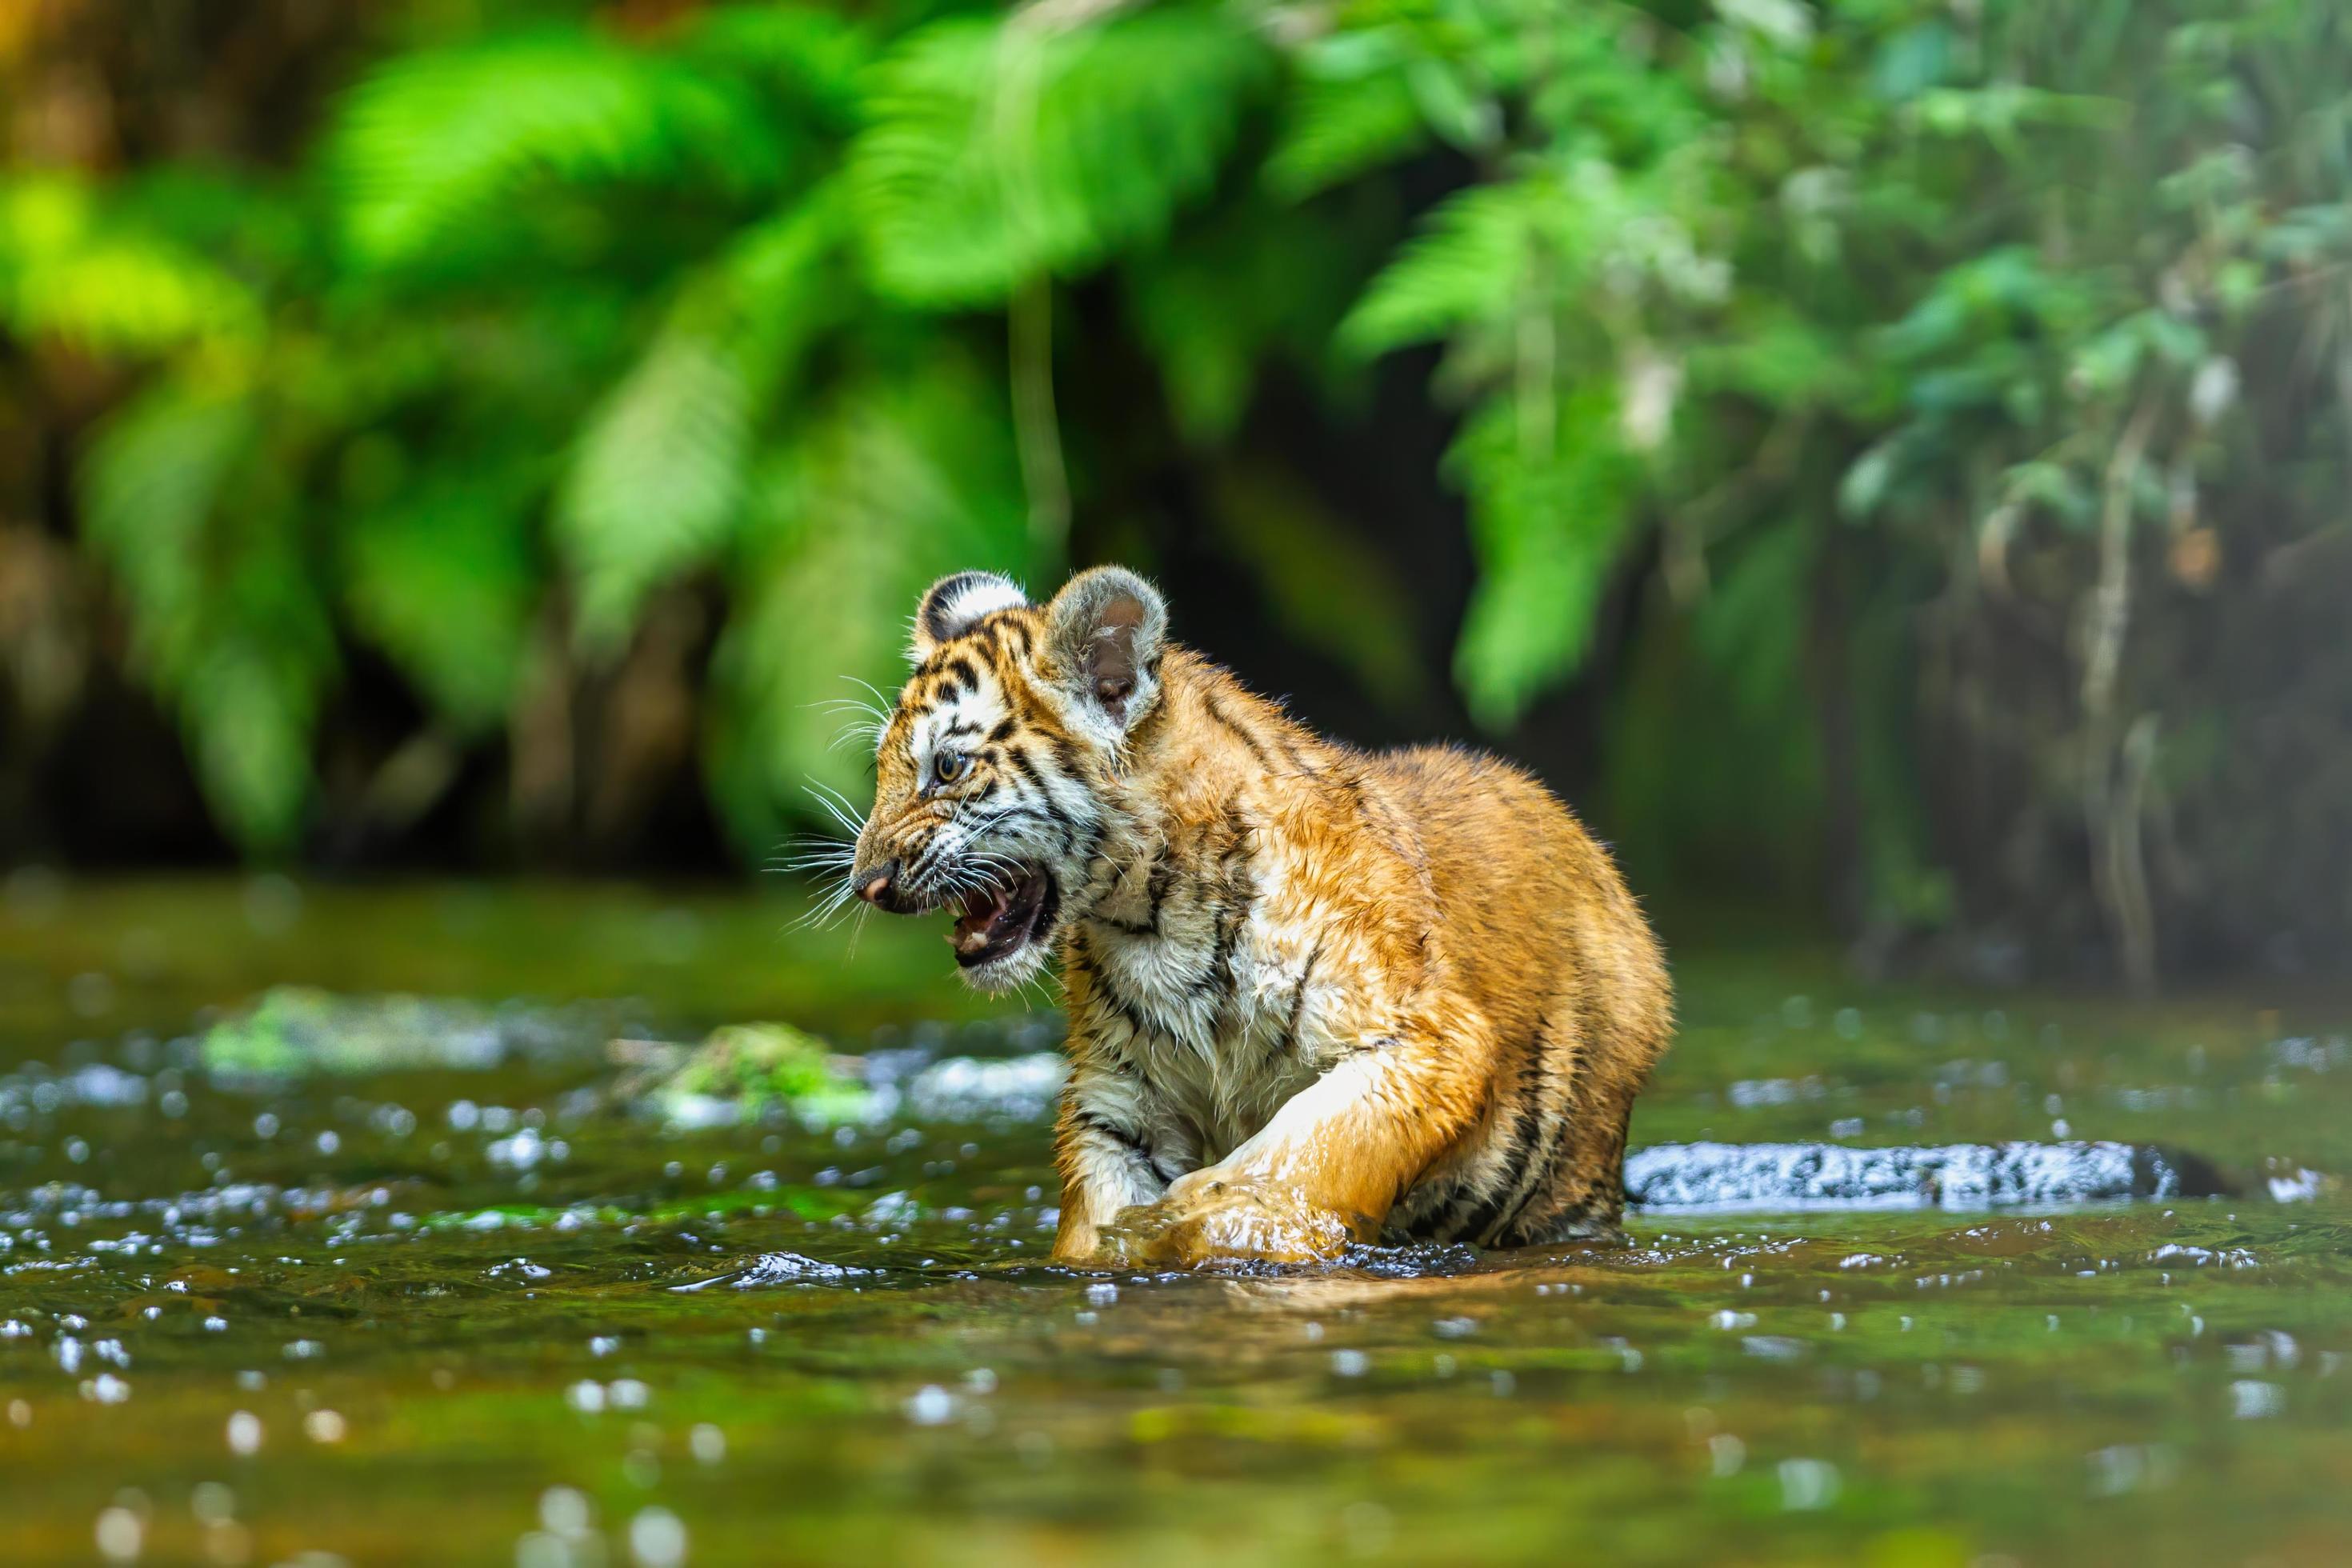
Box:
[629, 1506, 686, 1568]
[95, 1506, 142, 1562]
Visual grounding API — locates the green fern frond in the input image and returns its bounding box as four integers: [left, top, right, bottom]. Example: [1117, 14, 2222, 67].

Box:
[342, 462, 539, 731]
[1264, 68, 1428, 201]
[674, 4, 874, 126]
[182, 640, 324, 855]
[558, 328, 754, 654]
[332, 30, 790, 270]
[81, 374, 334, 851]
[79, 375, 261, 676]
[850, 10, 1270, 306]
[1338, 178, 1541, 358]
[554, 187, 854, 657]
[0, 176, 262, 354]
[705, 358, 1027, 850]
[1448, 390, 1641, 729]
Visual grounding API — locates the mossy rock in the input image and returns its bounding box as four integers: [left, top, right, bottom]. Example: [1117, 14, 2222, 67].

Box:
[618, 1022, 872, 1127]
[202, 986, 619, 1078]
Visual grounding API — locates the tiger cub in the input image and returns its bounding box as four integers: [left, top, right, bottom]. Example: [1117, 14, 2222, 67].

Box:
[848, 566, 1672, 1267]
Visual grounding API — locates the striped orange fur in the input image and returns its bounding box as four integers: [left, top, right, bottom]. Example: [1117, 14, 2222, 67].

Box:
[849, 566, 1673, 1267]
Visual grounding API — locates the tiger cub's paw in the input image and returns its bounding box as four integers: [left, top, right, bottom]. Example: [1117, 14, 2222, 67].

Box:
[1102, 1173, 1360, 1269]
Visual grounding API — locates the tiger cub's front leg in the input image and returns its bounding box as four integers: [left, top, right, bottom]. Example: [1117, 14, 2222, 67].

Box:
[1110, 1022, 1490, 1268]
[1048, 1064, 1171, 1263]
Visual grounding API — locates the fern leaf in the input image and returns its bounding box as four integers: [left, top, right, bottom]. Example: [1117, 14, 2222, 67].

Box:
[554, 187, 852, 656]
[1449, 390, 1641, 729]
[79, 376, 259, 675]
[704, 357, 1027, 851]
[80, 375, 334, 851]
[850, 10, 1270, 306]
[1338, 178, 1540, 358]
[1264, 69, 1428, 201]
[0, 176, 260, 353]
[342, 462, 539, 731]
[332, 31, 790, 270]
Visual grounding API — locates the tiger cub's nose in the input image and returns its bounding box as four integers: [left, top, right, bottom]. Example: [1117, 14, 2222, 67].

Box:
[854, 858, 910, 912]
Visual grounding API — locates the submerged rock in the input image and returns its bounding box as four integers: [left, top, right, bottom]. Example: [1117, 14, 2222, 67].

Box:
[1625, 1140, 2230, 1213]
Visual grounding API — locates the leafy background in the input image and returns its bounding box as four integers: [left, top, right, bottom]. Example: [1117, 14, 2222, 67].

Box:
[2, 0, 2348, 986]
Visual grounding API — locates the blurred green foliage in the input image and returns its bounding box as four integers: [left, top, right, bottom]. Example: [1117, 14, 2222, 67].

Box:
[2, 0, 2349, 976]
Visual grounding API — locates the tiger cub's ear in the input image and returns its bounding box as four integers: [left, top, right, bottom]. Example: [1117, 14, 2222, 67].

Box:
[1042, 566, 1167, 736]
[910, 571, 1029, 662]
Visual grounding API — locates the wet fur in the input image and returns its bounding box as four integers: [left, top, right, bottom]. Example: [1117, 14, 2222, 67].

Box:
[851, 568, 1673, 1266]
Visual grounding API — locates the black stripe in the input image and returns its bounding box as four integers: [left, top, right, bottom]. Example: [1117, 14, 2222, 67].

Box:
[1203, 692, 1275, 774]
[988, 718, 1016, 743]
[1267, 936, 1324, 1062]
[1145, 856, 1174, 934]
[1072, 1109, 1150, 1157]
[1445, 1051, 1543, 1244]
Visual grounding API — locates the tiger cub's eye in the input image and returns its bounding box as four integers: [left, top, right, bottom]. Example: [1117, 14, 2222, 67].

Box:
[933, 750, 970, 786]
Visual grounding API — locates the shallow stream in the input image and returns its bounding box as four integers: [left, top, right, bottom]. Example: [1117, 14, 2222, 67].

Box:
[3, 879, 2347, 1565]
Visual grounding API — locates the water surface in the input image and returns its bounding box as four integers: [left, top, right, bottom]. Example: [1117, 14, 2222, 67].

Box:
[3, 879, 2346, 1565]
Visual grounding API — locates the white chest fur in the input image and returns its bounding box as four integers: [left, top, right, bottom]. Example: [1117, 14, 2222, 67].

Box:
[1075, 895, 1330, 1162]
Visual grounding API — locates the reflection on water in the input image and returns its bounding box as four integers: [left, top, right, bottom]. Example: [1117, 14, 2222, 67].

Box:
[1, 880, 2348, 1565]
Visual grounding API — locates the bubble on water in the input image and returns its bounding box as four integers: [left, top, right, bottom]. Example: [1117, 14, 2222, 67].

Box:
[7, 1399, 29, 1427]
[2230, 1380, 2284, 1419]
[690, 1424, 726, 1465]
[607, 1379, 649, 1410]
[1330, 1350, 1369, 1378]
[254, 1113, 280, 1140]
[1085, 1282, 1118, 1307]
[70, 971, 118, 1019]
[316, 1131, 340, 1156]
[566, 1382, 606, 1414]
[236, 1370, 266, 1390]
[965, 1368, 998, 1394]
[1708, 1434, 1745, 1476]
[590, 1337, 620, 1358]
[514, 1532, 571, 1568]
[539, 1487, 592, 1535]
[95, 1506, 142, 1562]
[629, 1506, 686, 1568]
[204, 1317, 228, 1332]
[226, 1412, 262, 1455]
[1778, 1458, 1840, 1510]
[1709, 1310, 1757, 1330]
[1432, 1317, 1477, 1340]
[2088, 1442, 2178, 1497]
[905, 1386, 954, 1426]
[304, 1410, 346, 1443]
[83, 1372, 131, 1403]
[191, 1483, 236, 1526]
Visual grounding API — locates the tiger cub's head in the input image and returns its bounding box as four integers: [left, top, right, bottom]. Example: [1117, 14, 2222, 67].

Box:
[848, 566, 1168, 991]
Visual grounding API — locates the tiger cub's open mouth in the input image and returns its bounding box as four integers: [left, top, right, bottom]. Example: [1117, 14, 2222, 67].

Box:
[949, 868, 1058, 969]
